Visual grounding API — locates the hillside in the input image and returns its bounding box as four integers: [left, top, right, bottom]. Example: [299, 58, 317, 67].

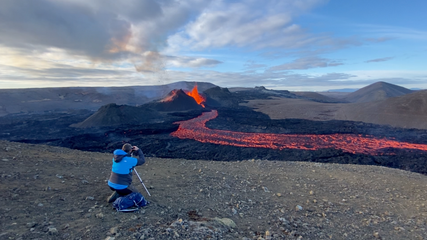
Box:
[71, 103, 167, 128]
[1, 140, 427, 239]
[336, 90, 427, 129]
[344, 81, 413, 103]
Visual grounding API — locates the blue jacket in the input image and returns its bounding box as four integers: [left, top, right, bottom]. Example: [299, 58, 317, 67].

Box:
[108, 149, 145, 189]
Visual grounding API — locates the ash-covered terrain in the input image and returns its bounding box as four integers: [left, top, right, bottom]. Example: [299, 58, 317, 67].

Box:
[2, 140, 427, 239]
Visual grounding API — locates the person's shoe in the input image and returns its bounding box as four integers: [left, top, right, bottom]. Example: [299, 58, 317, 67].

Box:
[107, 191, 120, 203]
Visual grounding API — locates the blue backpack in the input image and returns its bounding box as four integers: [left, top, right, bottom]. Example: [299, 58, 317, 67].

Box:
[113, 192, 149, 212]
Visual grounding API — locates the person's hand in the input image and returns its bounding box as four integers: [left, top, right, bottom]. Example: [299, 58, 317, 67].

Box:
[132, 146, 139, 151]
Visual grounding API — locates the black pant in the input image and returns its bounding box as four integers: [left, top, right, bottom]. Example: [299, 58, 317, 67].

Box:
[110, 186, 133, 196]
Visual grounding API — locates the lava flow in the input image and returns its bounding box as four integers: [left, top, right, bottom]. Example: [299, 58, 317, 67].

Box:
[171, 110, 427, 155]
[185, 86, 206, 107]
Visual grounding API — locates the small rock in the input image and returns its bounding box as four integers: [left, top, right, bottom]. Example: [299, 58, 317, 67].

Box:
[394, 226, 405, 231]
[373, 231, 380, 238]
[86, 196, 95, 200]
[279, 217, 290, 225]
[265, 230, 271, 239]
[26, 222, 37, 228]
[105, 237, 115, 240]
[96, 213, 104, 219]
[81, 180, 89, 184]
[110, 227, 118, 235]
[38, 203, 44, 207]
[276, 193, 282, 197]
[295, 205, 303, 211]
[214, 217, 236, 228]
[231, 208, 237, 215]
[1, 158, 9, 162]
[48, 226, 58, 235]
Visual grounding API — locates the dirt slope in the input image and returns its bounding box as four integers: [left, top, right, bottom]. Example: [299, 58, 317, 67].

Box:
[241, 89, 427, 129]
[336, 90, 427, 129]
[1, 140, 426, 239]
[240, 97, 343, 121]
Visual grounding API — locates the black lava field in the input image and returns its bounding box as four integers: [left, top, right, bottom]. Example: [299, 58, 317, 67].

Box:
[1, 106, 427, 175]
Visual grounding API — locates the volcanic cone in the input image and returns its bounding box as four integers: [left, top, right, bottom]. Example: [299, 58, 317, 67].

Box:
[145, 89, 204, 112]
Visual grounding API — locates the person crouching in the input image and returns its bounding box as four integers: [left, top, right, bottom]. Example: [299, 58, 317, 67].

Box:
[107, 143, 145, 203]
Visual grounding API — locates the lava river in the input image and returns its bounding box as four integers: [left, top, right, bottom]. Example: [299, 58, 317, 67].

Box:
[171, 110, 427, 155]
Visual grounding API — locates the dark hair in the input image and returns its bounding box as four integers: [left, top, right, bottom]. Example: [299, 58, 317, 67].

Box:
[122, 143, 132, 153]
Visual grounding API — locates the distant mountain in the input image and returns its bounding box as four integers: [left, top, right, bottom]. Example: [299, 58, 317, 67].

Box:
[325, 88, 358, 93]
[203, 87, 239, 108]
[0, 81, 217, 116]
[336, 90, 427, 129]
[344, 81, 413, 103]
[71, 103, 167, 128]
[291, 92, 345, 103]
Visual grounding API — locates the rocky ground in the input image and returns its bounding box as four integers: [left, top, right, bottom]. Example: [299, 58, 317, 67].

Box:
[1, 140, 427, 239]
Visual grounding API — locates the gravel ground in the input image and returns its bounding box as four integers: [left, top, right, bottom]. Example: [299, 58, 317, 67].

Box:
[1, 140, 427, 239]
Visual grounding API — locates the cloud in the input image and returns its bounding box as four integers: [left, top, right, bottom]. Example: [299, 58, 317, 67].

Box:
[167, 0, 344, 52]
[243, 60, 267, 69]
[365, 57, 394, 63]
[268, 57, 343, 71]
[0, 0, 208, 61]
[366, 37, 393, 43]
[160, 69, 356, 90]
[167, 56, 222, 68]
[2, 64, 129, 79]
[356, 24, 427, 41]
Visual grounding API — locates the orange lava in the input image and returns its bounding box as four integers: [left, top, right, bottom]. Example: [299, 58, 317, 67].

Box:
[171, 110, 427, 155]
[186, 86, 205, 107]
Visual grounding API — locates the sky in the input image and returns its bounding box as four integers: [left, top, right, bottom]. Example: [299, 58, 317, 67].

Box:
[0, 0, 426, 91]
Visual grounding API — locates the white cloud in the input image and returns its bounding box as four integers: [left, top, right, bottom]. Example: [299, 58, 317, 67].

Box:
[0, 0, 208, 61]
[269, 57, 343, 71]
[168, 0, 328, 52]
[243, 60, 267, 69]
[365, 57, 394, 63]
[167, 56, 222, 68]
[356, 24, 427, 41]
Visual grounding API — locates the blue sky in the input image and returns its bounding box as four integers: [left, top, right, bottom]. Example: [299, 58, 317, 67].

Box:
[0, 0, 426, 91]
